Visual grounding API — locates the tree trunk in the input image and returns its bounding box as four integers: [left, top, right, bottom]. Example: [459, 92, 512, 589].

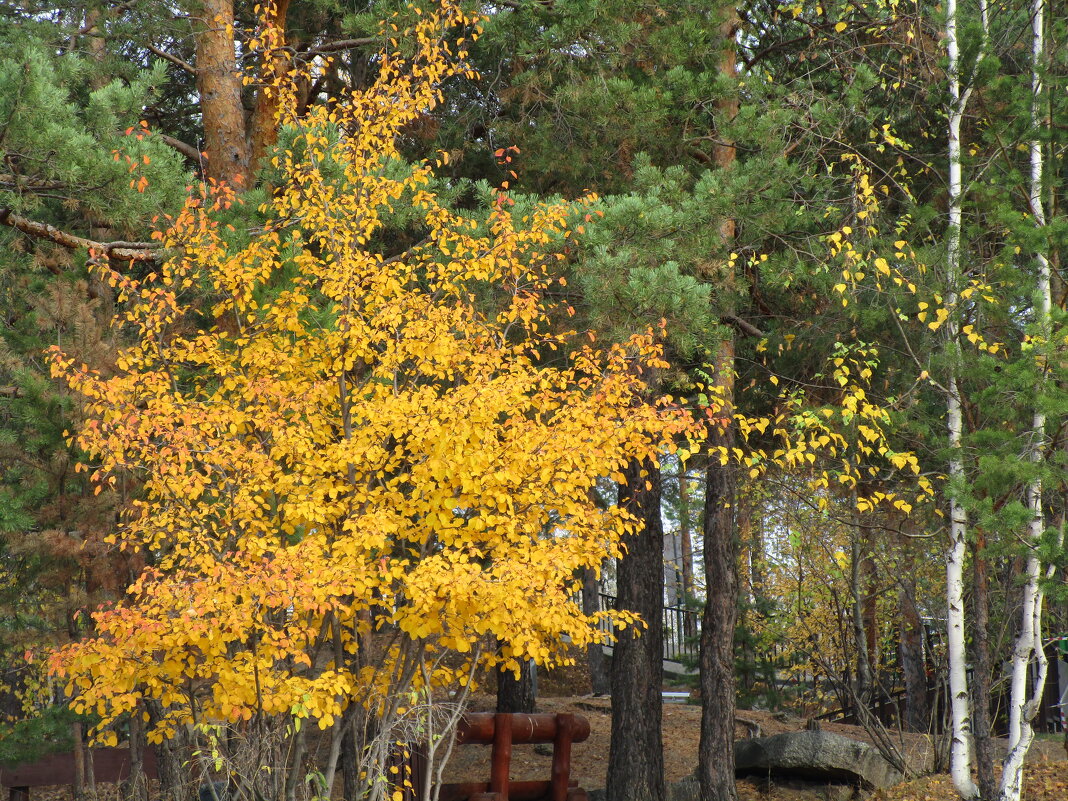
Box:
[606, 458, 665, 801]
[123, 705, 149, 801]
[971, 534, 996, 801]
[581, 566, 610, 695]
[944, 0, 980, 792]
[72, 721, 85, 801]
[193, 0, 250, 188]
[497, 658, 536, 713]
[248, 0, 293, 171]
[699, 340, 738, 801]
[341, 714, 361, 801]
[997, 2, 1052, 797]
[680, 469, 695, 634]
[698, 6, 740, 800]
[897, 520, 928, 734]
[146, 700, 188, 801]
[849, 516, 873, 704]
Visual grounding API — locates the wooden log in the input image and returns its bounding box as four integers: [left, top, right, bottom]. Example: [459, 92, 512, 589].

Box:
[456, 714, 590, 745]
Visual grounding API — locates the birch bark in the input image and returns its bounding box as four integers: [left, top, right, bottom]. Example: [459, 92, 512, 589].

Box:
[944, 0, 980, 794]
[997, 0, 1051, 796]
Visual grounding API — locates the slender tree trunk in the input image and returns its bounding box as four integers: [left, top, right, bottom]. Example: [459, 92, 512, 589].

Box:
[680, 470, 696, 640]
[898, 567, 928, 733]
[697, 7, 741, 801]
[123, 705, 149, 801]
[699, 341, 738, 801]
[998, 3, 1051, 797]
[582, 566, 610, 695]
[72, 721, 86, 801]
[737, 501, 754, 696]
[193, 0, 251, 188]
[341, 714, 362, 801]
[146, 700, 187, 801]
[971, 533, 995, 801]
[944, 0, 982, 793]
[849, 510, 873, 704]
[606, 458, 665, 801]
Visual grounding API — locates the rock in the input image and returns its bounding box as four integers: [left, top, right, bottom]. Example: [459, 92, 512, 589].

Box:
[734, 731, 903, 790]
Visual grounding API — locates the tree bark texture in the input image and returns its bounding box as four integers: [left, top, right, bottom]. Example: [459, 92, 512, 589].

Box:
[971, 536, 996, 801]
[896, 520, 929, 734]
[698, 6, 741, 799]
[699, 340, 738, 801]
[497, 659, 536, 713]
[193, 0, 250, 188]
[143, 700, 191, 801]
[606, 459, 665, 801]
[944, 0, 980, 792]
[248, 0, 293, 171]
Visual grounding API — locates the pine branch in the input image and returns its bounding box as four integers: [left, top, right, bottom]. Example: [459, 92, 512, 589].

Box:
[159, 134, 202, 164]
[0, 208, 157, 262]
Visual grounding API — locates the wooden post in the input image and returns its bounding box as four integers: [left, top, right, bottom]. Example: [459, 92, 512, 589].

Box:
[10, 787, 29, 801]
[490, 714, 512, 801]
[549, 714, 573, 801]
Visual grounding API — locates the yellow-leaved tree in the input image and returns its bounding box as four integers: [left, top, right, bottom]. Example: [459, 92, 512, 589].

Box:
[47, 4, 693, 800]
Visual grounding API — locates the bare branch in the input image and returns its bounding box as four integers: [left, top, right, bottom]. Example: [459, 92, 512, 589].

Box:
[301, 37, 376, 58]
[144, 42, 197, 75]
[721, 313, 764, 338]
[159, 134, 203, 163]
[0, 208, 157, 262]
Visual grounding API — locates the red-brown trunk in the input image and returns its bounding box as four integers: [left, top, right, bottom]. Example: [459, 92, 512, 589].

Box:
[193, 0, 250, 188]
[249, 0, 293, 171]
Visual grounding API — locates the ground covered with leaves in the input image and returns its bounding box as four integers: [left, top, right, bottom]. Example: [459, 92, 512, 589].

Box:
[446, 696, 1067, 801]
[22, 695, 1068, 801]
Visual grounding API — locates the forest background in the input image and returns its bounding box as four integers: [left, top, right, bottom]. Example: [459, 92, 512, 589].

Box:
[0, 3, 1066, 801]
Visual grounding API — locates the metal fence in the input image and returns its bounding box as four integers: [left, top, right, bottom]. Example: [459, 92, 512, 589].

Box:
[597, 592, 700, 665]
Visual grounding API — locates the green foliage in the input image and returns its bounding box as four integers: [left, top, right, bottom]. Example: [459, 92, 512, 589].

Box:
[0, 704, 88, 768]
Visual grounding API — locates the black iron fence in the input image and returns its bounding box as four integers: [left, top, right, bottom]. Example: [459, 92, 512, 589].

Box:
[597, 592, 700, 665]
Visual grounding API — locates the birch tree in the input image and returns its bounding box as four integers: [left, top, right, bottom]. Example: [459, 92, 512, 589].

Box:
[943, 0, 981, 795]
[998, 0, 1053, 796]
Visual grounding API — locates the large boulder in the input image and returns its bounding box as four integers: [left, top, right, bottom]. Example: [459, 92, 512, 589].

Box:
[734, 731, 903, 790]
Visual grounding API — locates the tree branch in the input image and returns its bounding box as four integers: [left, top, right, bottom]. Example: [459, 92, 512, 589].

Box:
[721, 313, 764, 338]
[300, 37, 376, 58]
[0, 208, 157, 262]
[144, 42, 197, 76]
[159, 134, 203, 164]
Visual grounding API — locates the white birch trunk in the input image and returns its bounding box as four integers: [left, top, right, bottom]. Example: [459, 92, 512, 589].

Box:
[944, 0, 979, 794]
[997, 0, 1051, 797]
